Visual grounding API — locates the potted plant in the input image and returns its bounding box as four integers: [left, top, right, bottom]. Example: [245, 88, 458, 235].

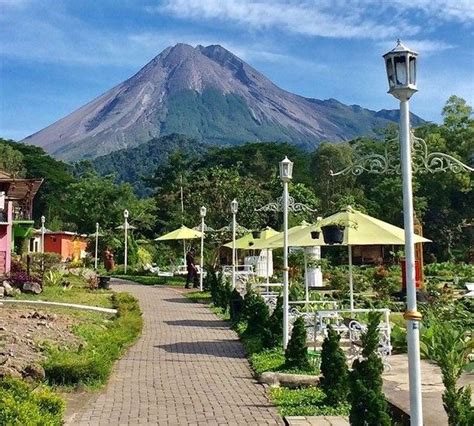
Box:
[321, 224, 345, 244]
[252, 230, 261, 239]
[310, 230, 321, 239]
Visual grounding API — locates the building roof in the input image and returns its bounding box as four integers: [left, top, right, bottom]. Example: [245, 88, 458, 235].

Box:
[0, 171, 43, 202]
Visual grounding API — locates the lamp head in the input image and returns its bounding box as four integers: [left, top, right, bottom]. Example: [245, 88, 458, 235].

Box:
[279, 156, 294, 182]
[200, 206, 207, 218]
[123, 209, 129, 219]
[41, 215, 45, 224]
[383, 39, 418, 101]
[230, 199, 238, 214]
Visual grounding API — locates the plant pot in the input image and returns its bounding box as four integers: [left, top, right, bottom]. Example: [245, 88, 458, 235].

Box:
[321, 225, 345, 245]
[98, 276, 111, 289]
[252, 231, 261, 239]
[310, 230, 320, 240]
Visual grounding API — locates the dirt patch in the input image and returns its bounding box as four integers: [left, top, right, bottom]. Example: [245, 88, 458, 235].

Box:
[0, 305, 80, 378]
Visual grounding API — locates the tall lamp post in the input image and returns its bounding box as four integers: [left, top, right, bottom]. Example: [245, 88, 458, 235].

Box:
[384, 40, 422, 425]
[199, 206, 206, 291]
[230, 199, 238, 289]
[280, 157, 293, 348]
[94, 222, 99, 270]
[123, 210, 129, 274]
[40, 215, 46, 273]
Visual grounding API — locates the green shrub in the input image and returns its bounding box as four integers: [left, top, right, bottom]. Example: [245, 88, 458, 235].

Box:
[43, 291, 142, 387]
[420, 315, 474, 425]
[0, 377, 64, 425]
[206, 267, 231, 310]
[268, 296, 283, 347]
[229, 288, 244, 322]
[43, 270, 63, 287]
[244, 292, 272, 344]
[28, 252, 62, 275]
[320, 326, 349, 406]
[349, 312, 391, 426]
[285, 316, 310, 370]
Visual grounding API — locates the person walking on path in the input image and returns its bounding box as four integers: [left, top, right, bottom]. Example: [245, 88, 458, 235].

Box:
[185, 247, 199, 289]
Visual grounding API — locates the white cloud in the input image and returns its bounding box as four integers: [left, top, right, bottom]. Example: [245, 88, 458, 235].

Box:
[153, 0, 474, 41]
[377, 39, 455, 55]
[155, 0, 418, 39]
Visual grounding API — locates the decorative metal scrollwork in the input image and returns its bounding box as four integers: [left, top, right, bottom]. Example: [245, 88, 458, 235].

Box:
[330, 131, 473, 176]
[255, 196, 317, 213]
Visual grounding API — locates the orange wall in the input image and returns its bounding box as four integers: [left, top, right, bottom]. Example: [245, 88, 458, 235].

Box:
[44, 234, 88, 261]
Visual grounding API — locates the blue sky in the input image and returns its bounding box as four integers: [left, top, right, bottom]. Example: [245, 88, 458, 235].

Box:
[1, 0, 473, 141]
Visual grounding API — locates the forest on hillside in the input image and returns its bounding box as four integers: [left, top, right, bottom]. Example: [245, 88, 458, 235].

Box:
[1, 95, 472, 262]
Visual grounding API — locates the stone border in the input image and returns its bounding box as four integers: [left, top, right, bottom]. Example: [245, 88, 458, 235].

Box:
[1, 299, 117, 314]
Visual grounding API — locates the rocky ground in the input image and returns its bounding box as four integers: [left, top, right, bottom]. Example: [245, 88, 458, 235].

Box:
[0, 306, 80, 381]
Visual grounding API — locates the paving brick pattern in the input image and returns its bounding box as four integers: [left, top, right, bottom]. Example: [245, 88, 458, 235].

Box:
[71, 279, 282, 425]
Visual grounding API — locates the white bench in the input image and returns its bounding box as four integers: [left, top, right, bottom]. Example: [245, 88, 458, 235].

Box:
[465, 283, 474, 298]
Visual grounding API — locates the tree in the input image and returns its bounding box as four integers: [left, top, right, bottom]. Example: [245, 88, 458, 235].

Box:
[0, 142, 25, 177]
[349, 312, 391, 426]
[0, 139, 75, 221]
[61, 173, 146, 234]
[284, 316, 310, 370]
[320, 326, 349, 406]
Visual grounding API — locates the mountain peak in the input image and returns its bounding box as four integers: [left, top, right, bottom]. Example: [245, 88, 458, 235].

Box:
[22, 43, 421, 161]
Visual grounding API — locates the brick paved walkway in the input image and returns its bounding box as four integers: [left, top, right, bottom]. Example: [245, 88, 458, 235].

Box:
[70, 279, 282, 425]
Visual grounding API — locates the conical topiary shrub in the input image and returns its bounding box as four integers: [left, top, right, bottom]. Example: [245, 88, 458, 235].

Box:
[349, 312, 391, 426]
[320, 326, 349, 406]
[268, 296, 283, 347]
[285, 316, 310, 370]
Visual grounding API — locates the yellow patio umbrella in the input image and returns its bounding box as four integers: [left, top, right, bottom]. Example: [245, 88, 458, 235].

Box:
[319, 207, 430, 246]
[251, 222, 323, 249]
[155, 225, 203, 265]
[319, 206, 431, 310]
[223, 227, 280, 249]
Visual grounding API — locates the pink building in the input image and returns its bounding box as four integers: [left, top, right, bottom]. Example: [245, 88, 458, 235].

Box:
[0, 195, 12, 275]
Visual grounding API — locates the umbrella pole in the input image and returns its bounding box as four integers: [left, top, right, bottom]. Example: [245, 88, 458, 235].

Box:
[304, 251, 309, 304]
[183, 240, 186, 266]
[349, 245, 354, 311]
[266, 248, 270, 293]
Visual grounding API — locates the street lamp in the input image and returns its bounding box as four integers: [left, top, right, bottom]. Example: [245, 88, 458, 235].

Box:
[199, 206, 207, 291]
[384, 40, 422, 426]
[40, 215, 46, 273]
[230, 199, 238, 289]
[123, 210, 129, 274]
[94, 222, 99, 270]
[280, 156, 293, 348]
[40, 215, 46, 254]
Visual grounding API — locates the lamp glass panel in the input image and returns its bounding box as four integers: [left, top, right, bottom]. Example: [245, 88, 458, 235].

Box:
[394, 55, 408, 86]
[386, 58, 395, 88]
[409, 56, 416, 85]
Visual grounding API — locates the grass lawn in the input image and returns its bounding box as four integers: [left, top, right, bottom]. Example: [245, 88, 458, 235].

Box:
[14, 274, 113, 308]
[250, 348, 319, 376]
[113, 274, 185, 287]
[184, 290, 212, 303]
[43, 292, 142, 389]
[270, 387, 350, 417]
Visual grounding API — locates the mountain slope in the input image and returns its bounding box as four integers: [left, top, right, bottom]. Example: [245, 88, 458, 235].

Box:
[23, 43, 423, 161]
[88, 133, 205, 196]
